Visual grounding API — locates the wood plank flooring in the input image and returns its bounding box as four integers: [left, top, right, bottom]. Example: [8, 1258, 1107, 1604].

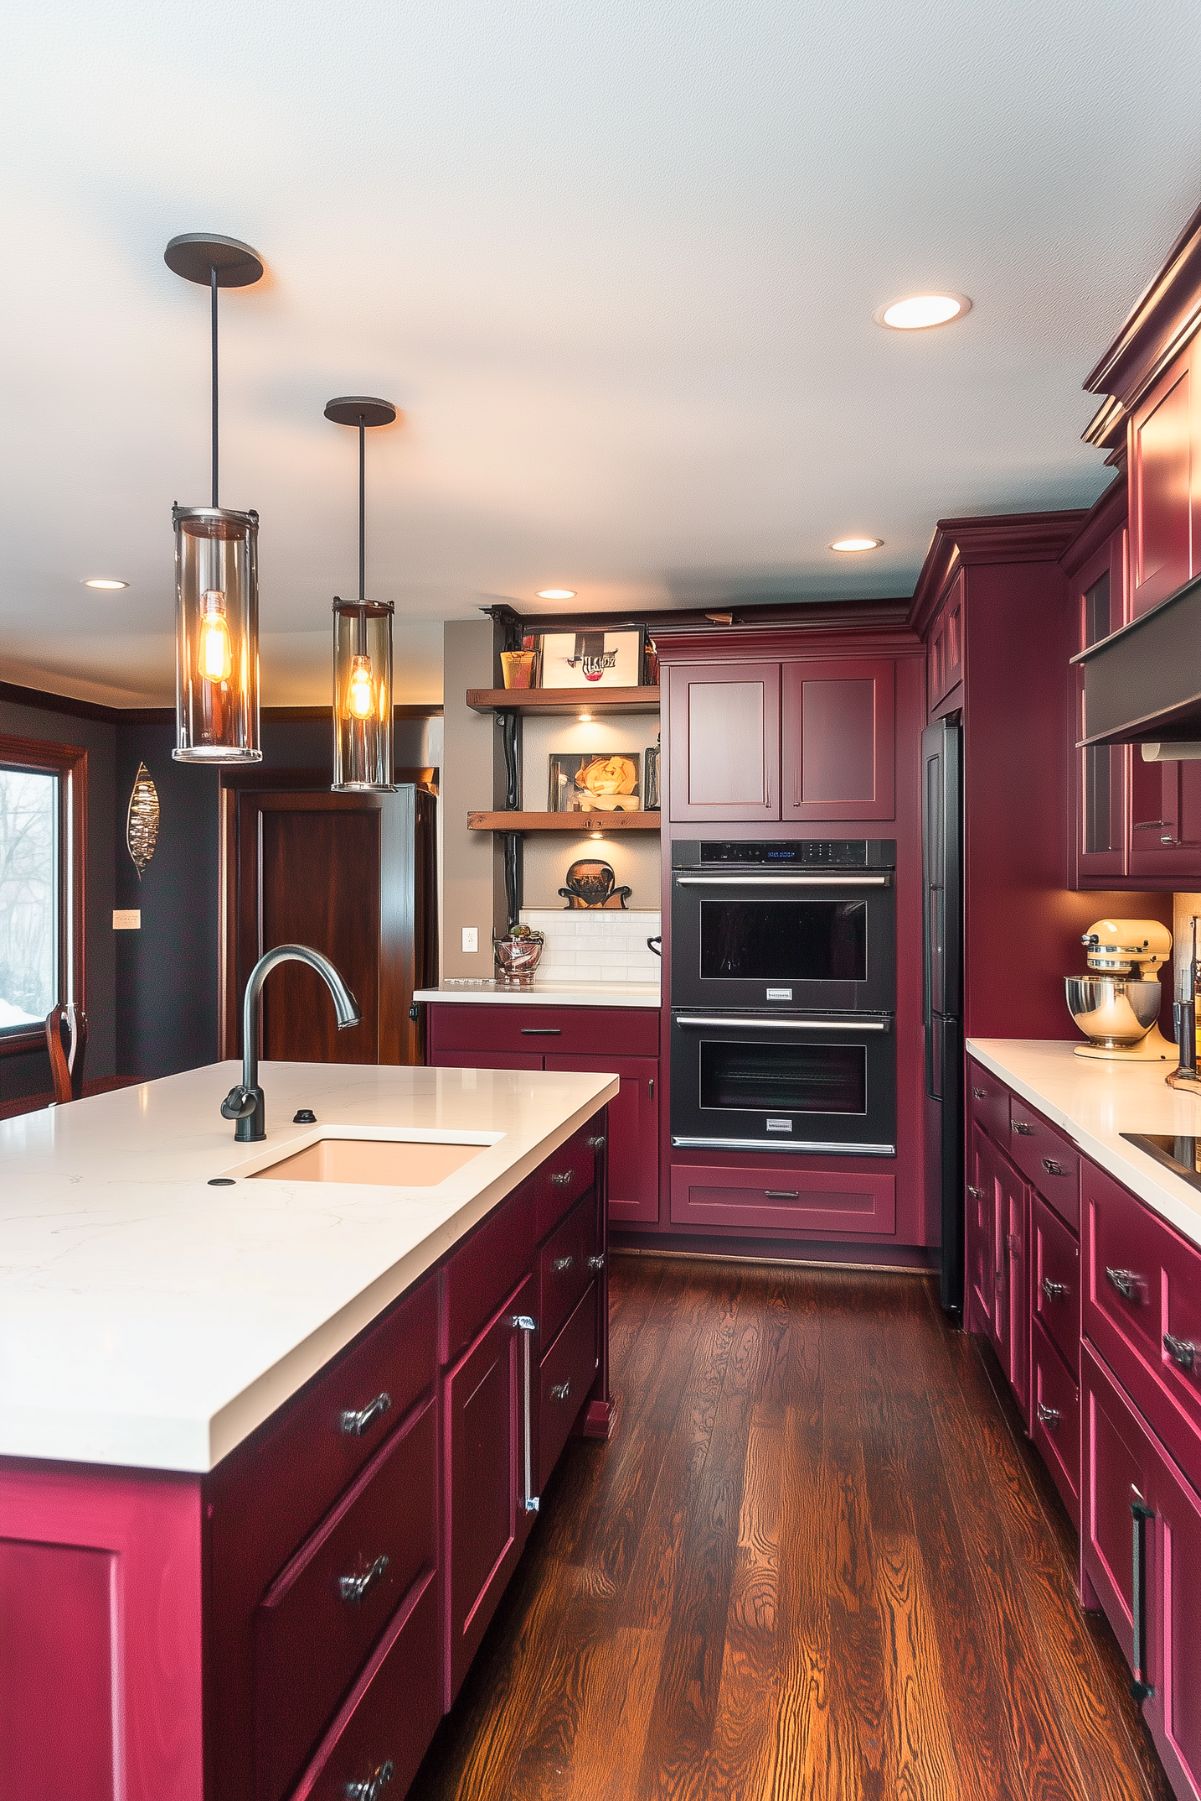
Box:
[410, 1255, 1173, 1801]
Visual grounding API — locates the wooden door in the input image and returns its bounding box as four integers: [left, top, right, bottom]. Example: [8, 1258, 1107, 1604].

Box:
[443, 1273, 537, 1706]
[666, 662, 780, 822]
[225, 783, 433, 1066]
[1073, 532, 1129, 883]
[780, 658, 895, 821]
[1127, 344, 1201, 619]
[543, 1053, 659, 1225]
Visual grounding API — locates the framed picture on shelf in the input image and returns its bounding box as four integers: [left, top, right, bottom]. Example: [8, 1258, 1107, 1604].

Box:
[536, 627, 645, 689]
[547, 751, 642, 813]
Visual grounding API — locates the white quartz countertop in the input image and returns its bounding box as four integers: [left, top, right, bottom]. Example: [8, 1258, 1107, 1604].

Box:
[0, 1061, 615, 1474]
[414, 980, 661, 1008]
[967, 1039, 1201, 1250]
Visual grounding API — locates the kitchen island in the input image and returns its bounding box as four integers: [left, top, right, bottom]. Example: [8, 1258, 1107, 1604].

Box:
[0, 1060, 616, 1801]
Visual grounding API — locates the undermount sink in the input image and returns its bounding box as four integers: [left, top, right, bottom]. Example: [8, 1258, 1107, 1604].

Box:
[246, 1134, 494, 1188]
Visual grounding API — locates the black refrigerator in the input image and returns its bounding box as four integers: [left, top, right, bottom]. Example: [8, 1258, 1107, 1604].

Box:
[922, 717, 964, 1315]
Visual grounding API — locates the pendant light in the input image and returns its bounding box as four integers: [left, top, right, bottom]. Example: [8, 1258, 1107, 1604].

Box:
[324, 397, 397, 791]
[165, 233, 265, 764]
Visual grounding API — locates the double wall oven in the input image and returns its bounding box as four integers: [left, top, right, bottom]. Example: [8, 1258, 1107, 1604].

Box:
[670, 839, 897, 1154]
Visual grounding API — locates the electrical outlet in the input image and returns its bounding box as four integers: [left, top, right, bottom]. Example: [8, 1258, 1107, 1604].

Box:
[113, 909, 142, 931]
[461, 926, 479, 954]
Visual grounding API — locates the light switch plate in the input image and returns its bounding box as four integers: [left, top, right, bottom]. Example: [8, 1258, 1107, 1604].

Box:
[113, 909, 142, 931]
[461, 926, 479, 954]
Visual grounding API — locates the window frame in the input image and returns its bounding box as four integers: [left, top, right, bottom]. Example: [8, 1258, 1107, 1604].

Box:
[0, 733, 88, 1057]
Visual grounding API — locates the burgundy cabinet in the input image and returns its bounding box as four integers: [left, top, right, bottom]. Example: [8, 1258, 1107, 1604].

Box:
[1082, 1342, 1157, 1678]
[1128, 343, 1201, 619]
[996, 1152, 1030, 1417]
[780, 658, 895, 821]
[966, 1125, 997, 1339]
[1147, 1437, 1201, 1801]
[443, 1271, 538, 1706]
[927, 571, 965, 716]
[543, 1052, 659, 1224]
[1128, 749, 1201, 883]
[1069, 525, 1130, 884]
[666, 661, 780, 822]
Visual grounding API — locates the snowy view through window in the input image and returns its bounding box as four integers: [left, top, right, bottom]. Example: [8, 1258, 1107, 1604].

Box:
[0, 768, 58, 1032]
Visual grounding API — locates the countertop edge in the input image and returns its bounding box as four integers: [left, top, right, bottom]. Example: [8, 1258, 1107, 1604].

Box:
[414, 985, 661, 1009]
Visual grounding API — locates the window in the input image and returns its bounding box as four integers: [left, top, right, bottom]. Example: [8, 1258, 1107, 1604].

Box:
[0, 736, 87, 1049]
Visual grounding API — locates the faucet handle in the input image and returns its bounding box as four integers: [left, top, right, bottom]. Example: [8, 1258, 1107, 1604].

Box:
[220, 1085, 258, 1122]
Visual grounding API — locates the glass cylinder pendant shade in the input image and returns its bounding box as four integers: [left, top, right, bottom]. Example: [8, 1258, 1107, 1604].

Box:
[173, 505, 262, 763]
[332, 597, 394, 790]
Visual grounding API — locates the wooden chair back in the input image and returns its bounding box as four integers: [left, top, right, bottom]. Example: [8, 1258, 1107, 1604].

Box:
[44, 1003, 88, 1104]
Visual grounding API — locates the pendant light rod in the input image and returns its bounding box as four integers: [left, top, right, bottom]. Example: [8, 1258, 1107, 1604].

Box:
[358, 415, 366, 601]
[211, 263, 220, 507]
[164, 232, 265, 505]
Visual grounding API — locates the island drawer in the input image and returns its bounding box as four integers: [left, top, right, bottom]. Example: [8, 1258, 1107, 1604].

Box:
[210, 1276, 437, 1568]
[539, 1280, 599, 1491]
[1005, 1103, 1079, 1228]
[429, 1003, 659, 1060]
[1030, 1317, 1079, 1526]
[1083, 1160, 1201, 1492]
[966, 1060, 1010, 1147]
[534, 1122, 598, 1239]
[1031, 1193, 1079, 1375]
[441, 1177, 538, 1363]
[540, 1192, 599, 1348]
[285, 1568, 441, 1801]
[256, 1397, 437, 1801]
[668, 1163, 896, 1239]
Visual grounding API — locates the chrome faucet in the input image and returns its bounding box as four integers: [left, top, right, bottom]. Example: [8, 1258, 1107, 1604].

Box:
[221, 944, 361, 1141]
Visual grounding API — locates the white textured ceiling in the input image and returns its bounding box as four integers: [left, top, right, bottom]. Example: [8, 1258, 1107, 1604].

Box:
[1, 0, 1199, 705]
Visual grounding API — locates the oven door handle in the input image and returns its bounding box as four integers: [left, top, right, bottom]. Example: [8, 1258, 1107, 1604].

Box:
[673, 874, 891, 887]
[674, 1014, 892, 1033]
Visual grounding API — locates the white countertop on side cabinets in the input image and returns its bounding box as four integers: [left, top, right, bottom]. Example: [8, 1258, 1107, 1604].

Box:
[967, 1037, 1201, 1251]
[0, 1060, 615, 1474]
[413, 980, 661, 1008]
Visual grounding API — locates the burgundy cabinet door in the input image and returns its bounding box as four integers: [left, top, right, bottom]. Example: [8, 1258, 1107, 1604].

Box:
[443, 1272, 537, 1707]
[1081, 1344, 1157, 1680]
[1147, 1441, 1201, 1801]
[1128, 345, 1201, 619]
[966, 1126, 997, 1339]
[1072, 531, 1129, 884]
[666, 662, 780, 822]
[780, 658, 895, 822]
[543, 1053, 659, 1225]
[998, 1155, 1030, 1417]
[1129, 751, 1201, 884]
[927, 572, 964, 716]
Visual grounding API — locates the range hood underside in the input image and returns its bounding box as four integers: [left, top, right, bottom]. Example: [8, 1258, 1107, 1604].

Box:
[1077, 571, 1201, 747]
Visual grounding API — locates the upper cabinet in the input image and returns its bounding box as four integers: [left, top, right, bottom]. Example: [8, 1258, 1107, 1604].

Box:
[665, 655, 896, 825]
[1063, 489, 1130, 885]
[926, 571, 965, 716]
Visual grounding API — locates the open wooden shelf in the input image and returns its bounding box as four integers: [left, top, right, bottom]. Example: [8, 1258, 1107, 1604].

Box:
[468, 810, 661, 832]
[466, 686, 660, 715]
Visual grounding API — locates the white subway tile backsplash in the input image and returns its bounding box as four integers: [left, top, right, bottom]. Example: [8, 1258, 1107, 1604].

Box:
[520, 907, 661, 982]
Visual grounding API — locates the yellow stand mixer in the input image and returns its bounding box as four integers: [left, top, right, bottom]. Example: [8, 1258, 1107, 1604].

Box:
[1065, 918, 1174, 1060]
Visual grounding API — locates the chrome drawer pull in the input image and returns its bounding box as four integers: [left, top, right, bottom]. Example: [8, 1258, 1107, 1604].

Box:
[551, 1380, 572, 1403]
[1105, 1266, 1143, 1302]
[340, 1391, 392, 1438]
[551, 1171, 573, 1187]
[967, 1184, 985, 1200]
[587, 1253, 605, 1272]
[1036, 1402, 1061, 1427]
[338, 1554, 390, 1605]
[1011, 1120, 1034, 1137]
[345, 1760, 394, 1800]
[764, 1188, 799, 1199]
[1042, 1277, 1069, 1302]
[521, 1027, 561, 1036]
[513, 1314, 540, 1514]
[1041, 1157, 1070, 1178]
[552, 1254, 575, 1273]
[1164, 1332, 1197, 1372]
[971, 1086, 987, 1099]
[587, 1133, 606, 1150]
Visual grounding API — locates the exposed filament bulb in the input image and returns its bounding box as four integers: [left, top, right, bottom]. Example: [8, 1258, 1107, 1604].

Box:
[347, 653, 375, 720]
[199, 590, 233, 683]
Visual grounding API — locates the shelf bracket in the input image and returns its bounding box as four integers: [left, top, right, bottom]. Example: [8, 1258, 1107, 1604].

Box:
[501, 831, 522, 925]
[497, 710, 520, 810]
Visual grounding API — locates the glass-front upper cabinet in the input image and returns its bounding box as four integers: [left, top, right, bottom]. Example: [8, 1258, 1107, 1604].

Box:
[1070, 519, 1129, 884]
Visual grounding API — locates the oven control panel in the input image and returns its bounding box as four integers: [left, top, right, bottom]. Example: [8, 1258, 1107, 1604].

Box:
[678, 839, 895, 869]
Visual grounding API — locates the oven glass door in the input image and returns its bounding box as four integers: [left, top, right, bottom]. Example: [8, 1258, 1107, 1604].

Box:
[670, 1013, 896, 1153]
[671, 873, 894, 1011]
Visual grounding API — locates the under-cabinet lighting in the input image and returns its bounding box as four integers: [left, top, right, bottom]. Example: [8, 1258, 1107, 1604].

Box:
[875, 293, 971, 330]
[578, 711, 592, 722]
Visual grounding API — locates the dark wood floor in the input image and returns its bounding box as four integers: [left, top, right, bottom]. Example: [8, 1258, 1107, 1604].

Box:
[411, 1255, 1172, 1801]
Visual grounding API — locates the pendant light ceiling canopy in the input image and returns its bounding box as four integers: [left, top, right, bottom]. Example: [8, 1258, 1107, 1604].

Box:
[325, 396, 397, 793]
[166, 232, 265, 766]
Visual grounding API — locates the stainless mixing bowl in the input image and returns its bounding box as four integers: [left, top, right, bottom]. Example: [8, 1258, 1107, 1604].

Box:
[1065, 976, 1164, 1048]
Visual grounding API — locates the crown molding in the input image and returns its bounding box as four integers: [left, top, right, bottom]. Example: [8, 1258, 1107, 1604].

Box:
[1059, 476, 1126, 577]
[1084, 199, 1201, 412]
[908, 509, 1088, 634]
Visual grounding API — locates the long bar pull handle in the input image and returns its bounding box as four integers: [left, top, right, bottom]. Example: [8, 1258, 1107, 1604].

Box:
[673, 873, 891, 888]
[1164, 1332, 1197, 1371]
[764, 1189, 799, 1199]
[521, 1027, 562, 1036]
[1130, 1488, 1155, 1702]
[513, 1313, 539, 1514]
[674, 1014, 891, 1033]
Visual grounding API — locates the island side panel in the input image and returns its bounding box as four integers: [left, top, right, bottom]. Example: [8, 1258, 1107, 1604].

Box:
[583, 1113, 614, 1438]
[0, 1461, 205, 1801]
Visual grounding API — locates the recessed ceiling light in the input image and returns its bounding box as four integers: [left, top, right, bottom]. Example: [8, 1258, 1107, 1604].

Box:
[83, 576, 129, 590]
[536, 588, 576, 601]
[830, 536, 883, 553]
[578, 712, 593, 723]
[875, 293, 971, 331]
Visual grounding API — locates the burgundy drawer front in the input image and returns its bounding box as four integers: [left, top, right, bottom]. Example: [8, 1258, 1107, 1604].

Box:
[288, 1571, 441, 1801]
[1031, 1194, 1080, 1375]
[538, 1281, 600, 1491]
[534, 1124, 598, 1240]
[441, 1178, 538, 1364]
[255, 1399, 437, 1801]
[215, 1278, 436, 1569]
[1081, 1342, 1154, 1672]
[966, 1061, 1010, 1148]
[1084, 1161, 1201, 1493]
[428, 1003, 658, 1059]
[1030, 1318, 1080, 1525]
[540, 1192, 599, 1348]
[669, 1164, 896, 1239]
[1005, 1103, 1080, 1228]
